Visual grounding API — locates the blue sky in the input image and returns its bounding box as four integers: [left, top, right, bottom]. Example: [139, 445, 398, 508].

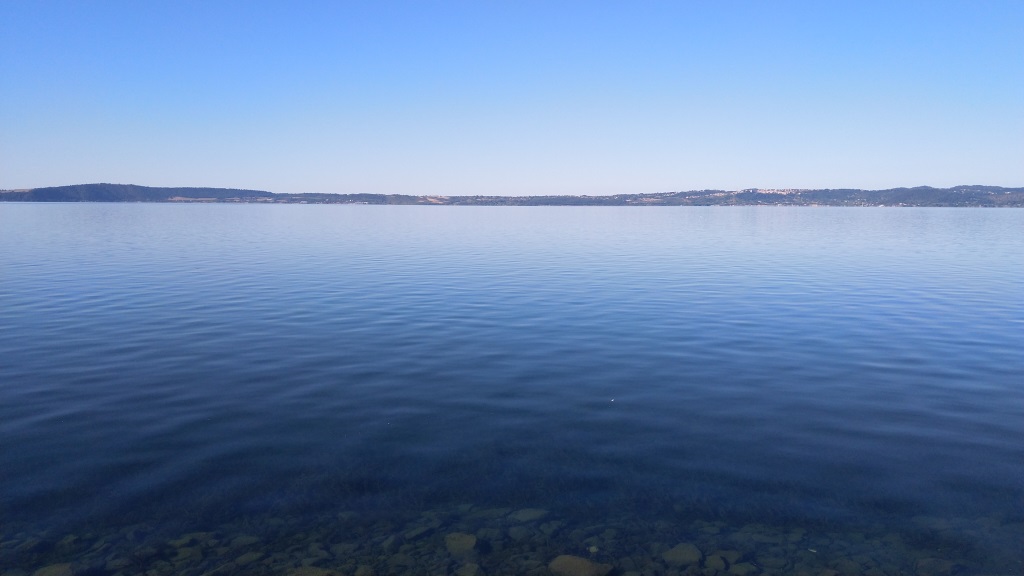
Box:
[1, 1, 1021, 195]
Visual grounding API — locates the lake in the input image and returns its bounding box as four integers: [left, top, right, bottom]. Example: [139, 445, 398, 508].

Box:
[1, 204, 1022, 576]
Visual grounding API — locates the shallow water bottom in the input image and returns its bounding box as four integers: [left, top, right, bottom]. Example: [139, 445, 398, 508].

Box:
[3, 500, 1021, 576]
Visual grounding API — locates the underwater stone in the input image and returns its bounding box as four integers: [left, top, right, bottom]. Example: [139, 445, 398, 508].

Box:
[16, 538, 48, 554]
[104, 557, 132, 571]
[132, 545, 158, 560]
[174, 532, 214, 547]
[31, 564, 74, 576]
[235, 551, 264, 565]
[616, 557, 638, 571]
[54, 535, 79, 555]
[287, 568, 340, 576]
[507, 526, 532, 541]
[548, 554, 613, 576]
[727, 562, 758, 576]
[306, 543, 331, 561]
[705, 555, 727, 571]
[387, 553, 416, 569]
[748, 533, 784, 545]
[330, 542, 359, 557]
[380, 535, 400, 553]
[403, 526, 433, 541]
[456, 562, 483, 576]
[168, 536, 194, 548]
[174, 546, 202, 563]
[476, 527, 503, 542]
[540, 521, 564, 535]
[713, 550, 741, 564]
[831, 558, 861, 575]
[662, 543, 702, 566]
[509, 509, 549, 523]
[915, 558, 956, 576]
[466, 508, 511, 520]
[446, 532, 477, 558]
[230, 535, 260, 548]
[756, 554, 788, 570]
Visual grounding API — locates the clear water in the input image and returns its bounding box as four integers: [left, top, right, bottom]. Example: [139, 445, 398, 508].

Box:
[1, 204, 1022, 576]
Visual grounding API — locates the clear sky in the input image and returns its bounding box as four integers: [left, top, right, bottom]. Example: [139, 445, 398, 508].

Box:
[1, 1, 1021, 195]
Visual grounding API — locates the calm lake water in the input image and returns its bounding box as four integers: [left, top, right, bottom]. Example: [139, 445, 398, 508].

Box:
[1, 204, 1022, 576]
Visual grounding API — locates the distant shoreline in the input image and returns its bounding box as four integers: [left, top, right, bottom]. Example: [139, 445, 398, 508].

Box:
[2, 183, 1022, 207]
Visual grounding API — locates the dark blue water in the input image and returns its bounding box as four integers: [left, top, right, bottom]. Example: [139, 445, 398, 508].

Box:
[1, 204, 1022, 575]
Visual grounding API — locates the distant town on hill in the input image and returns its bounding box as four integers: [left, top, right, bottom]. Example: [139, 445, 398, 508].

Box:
[2, 183, 1022, 207]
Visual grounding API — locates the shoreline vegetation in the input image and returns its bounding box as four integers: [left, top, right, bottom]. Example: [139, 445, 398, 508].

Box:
[1, 183, 1022, 207]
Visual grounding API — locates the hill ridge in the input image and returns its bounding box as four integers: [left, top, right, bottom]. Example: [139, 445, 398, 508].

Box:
[2, 183, 1022, 206]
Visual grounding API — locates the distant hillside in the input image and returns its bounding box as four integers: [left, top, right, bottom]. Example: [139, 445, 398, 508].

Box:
[785, 185, 1024, 207]
[0, 183, 277, 202]
[2, 183, 1022, 206]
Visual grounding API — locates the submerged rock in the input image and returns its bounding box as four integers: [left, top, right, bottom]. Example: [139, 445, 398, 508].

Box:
[380, 534, 401, 553]
[540, 521, 564, 536]
[230, 535, 260, 548]
[387, 553, 417, 569]
[174, 546, 203, 563]
[466, 508, 511, 520]
[16, 538, 49, 554]
[705, 555, 728, 571]
[446, 532, 477, 558]
[713, 549, 742, 565]
[170, 532, 215, 548]
[403, 526, 433, 541]
[287, 568, 341, 576]
[105, 557, 132, 571]
[548, 554, 613, 576]
[54, 535, 79, 556]
[32, 564, 74, 576]
[509, 509, 549, 523]
[508, 526, 533, 541]
[756, 553, 788, 570]
[235, 551, 264, 565]
[662, 543, 703, 566]
[132, 545, 158, 560]
[916, 557, 956, 576]
[728, 562, 758, 576]
[456, 562, 483, 576]
[330, 542, 359, 557]
[831, 557, 861, 575]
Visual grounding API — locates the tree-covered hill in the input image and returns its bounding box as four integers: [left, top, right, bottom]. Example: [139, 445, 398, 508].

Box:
[0, 183, 277, 202]
[2, 183, 1022, 206]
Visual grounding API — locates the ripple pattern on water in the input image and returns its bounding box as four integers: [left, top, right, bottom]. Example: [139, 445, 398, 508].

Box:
[1, 205, 1023, 574]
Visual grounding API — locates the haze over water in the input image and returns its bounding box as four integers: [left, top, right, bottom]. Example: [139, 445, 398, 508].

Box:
[1, 204, 1022, 575]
